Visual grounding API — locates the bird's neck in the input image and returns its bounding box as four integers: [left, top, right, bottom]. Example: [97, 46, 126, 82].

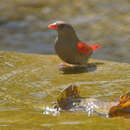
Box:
[57, 31, 80, 43]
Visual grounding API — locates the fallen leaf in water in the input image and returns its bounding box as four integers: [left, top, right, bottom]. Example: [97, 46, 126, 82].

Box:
[57, 84, 80, 109]
[109, 92, 130, 118]
[55, 84, 130, 118]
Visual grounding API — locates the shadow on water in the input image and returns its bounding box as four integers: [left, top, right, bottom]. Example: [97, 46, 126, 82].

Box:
[60, 62, 104, 74]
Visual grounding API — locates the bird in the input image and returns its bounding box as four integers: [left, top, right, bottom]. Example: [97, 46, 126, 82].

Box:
[48, 21, 101, 68]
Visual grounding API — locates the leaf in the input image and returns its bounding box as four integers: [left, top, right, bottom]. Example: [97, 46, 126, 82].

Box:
[57, 84, 80, 109]
[109, 92, 130, 118]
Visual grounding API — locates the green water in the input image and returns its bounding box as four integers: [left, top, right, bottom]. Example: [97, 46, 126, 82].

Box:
[0, 51, 129, 129]
[0, 0, 130, 129]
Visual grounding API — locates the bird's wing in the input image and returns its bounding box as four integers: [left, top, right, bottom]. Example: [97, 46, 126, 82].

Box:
[77, 42, 92, 54]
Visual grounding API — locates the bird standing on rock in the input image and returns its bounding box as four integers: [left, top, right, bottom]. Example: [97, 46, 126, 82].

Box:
[48, 21, 101, 68]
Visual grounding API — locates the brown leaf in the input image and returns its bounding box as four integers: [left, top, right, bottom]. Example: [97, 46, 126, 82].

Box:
[57, 84, 80, 109]
[109, 92, 130, 118]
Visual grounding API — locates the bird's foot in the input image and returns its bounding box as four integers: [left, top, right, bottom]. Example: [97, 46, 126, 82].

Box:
[58, 63, 72, 69]
[74, 64, 87, 68]
[58, 63, 87, 72]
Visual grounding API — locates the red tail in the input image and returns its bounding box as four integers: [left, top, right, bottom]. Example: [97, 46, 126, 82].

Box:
[90, 43, 102, 51]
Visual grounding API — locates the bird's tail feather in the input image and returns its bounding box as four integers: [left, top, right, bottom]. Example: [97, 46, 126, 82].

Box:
[90, 43, 102, 51]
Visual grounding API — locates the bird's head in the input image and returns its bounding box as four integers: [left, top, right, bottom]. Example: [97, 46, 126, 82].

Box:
[48, 21, 77, 37]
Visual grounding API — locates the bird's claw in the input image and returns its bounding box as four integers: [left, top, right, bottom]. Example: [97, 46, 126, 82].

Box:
[57, 63, 72, 70]
[57, 63, 87, 71]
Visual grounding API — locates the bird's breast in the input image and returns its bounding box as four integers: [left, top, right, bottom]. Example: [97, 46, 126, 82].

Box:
[55, 40, 91, 65]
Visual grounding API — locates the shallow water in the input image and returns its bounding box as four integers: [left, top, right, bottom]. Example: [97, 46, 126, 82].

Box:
[0, 0, 130, 129]
[0, 52, 129, 130]
[0, 0, 130, 63]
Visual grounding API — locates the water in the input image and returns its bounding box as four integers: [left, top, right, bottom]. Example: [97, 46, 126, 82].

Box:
[0, 52, 129, 130]
[0, 1, 130, 130]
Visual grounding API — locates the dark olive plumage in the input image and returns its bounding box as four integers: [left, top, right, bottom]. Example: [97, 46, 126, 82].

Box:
[49, 21, 92, 65]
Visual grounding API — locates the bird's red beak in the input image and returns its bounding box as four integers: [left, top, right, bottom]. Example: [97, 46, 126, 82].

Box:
[48, 23, 58, 30]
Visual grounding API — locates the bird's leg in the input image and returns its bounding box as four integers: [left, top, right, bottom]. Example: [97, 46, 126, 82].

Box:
[59, 63, 86, 67]
[59, 62, 71, 66]
[58, 62, 87, 71]
[58, 62, 73, 68]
